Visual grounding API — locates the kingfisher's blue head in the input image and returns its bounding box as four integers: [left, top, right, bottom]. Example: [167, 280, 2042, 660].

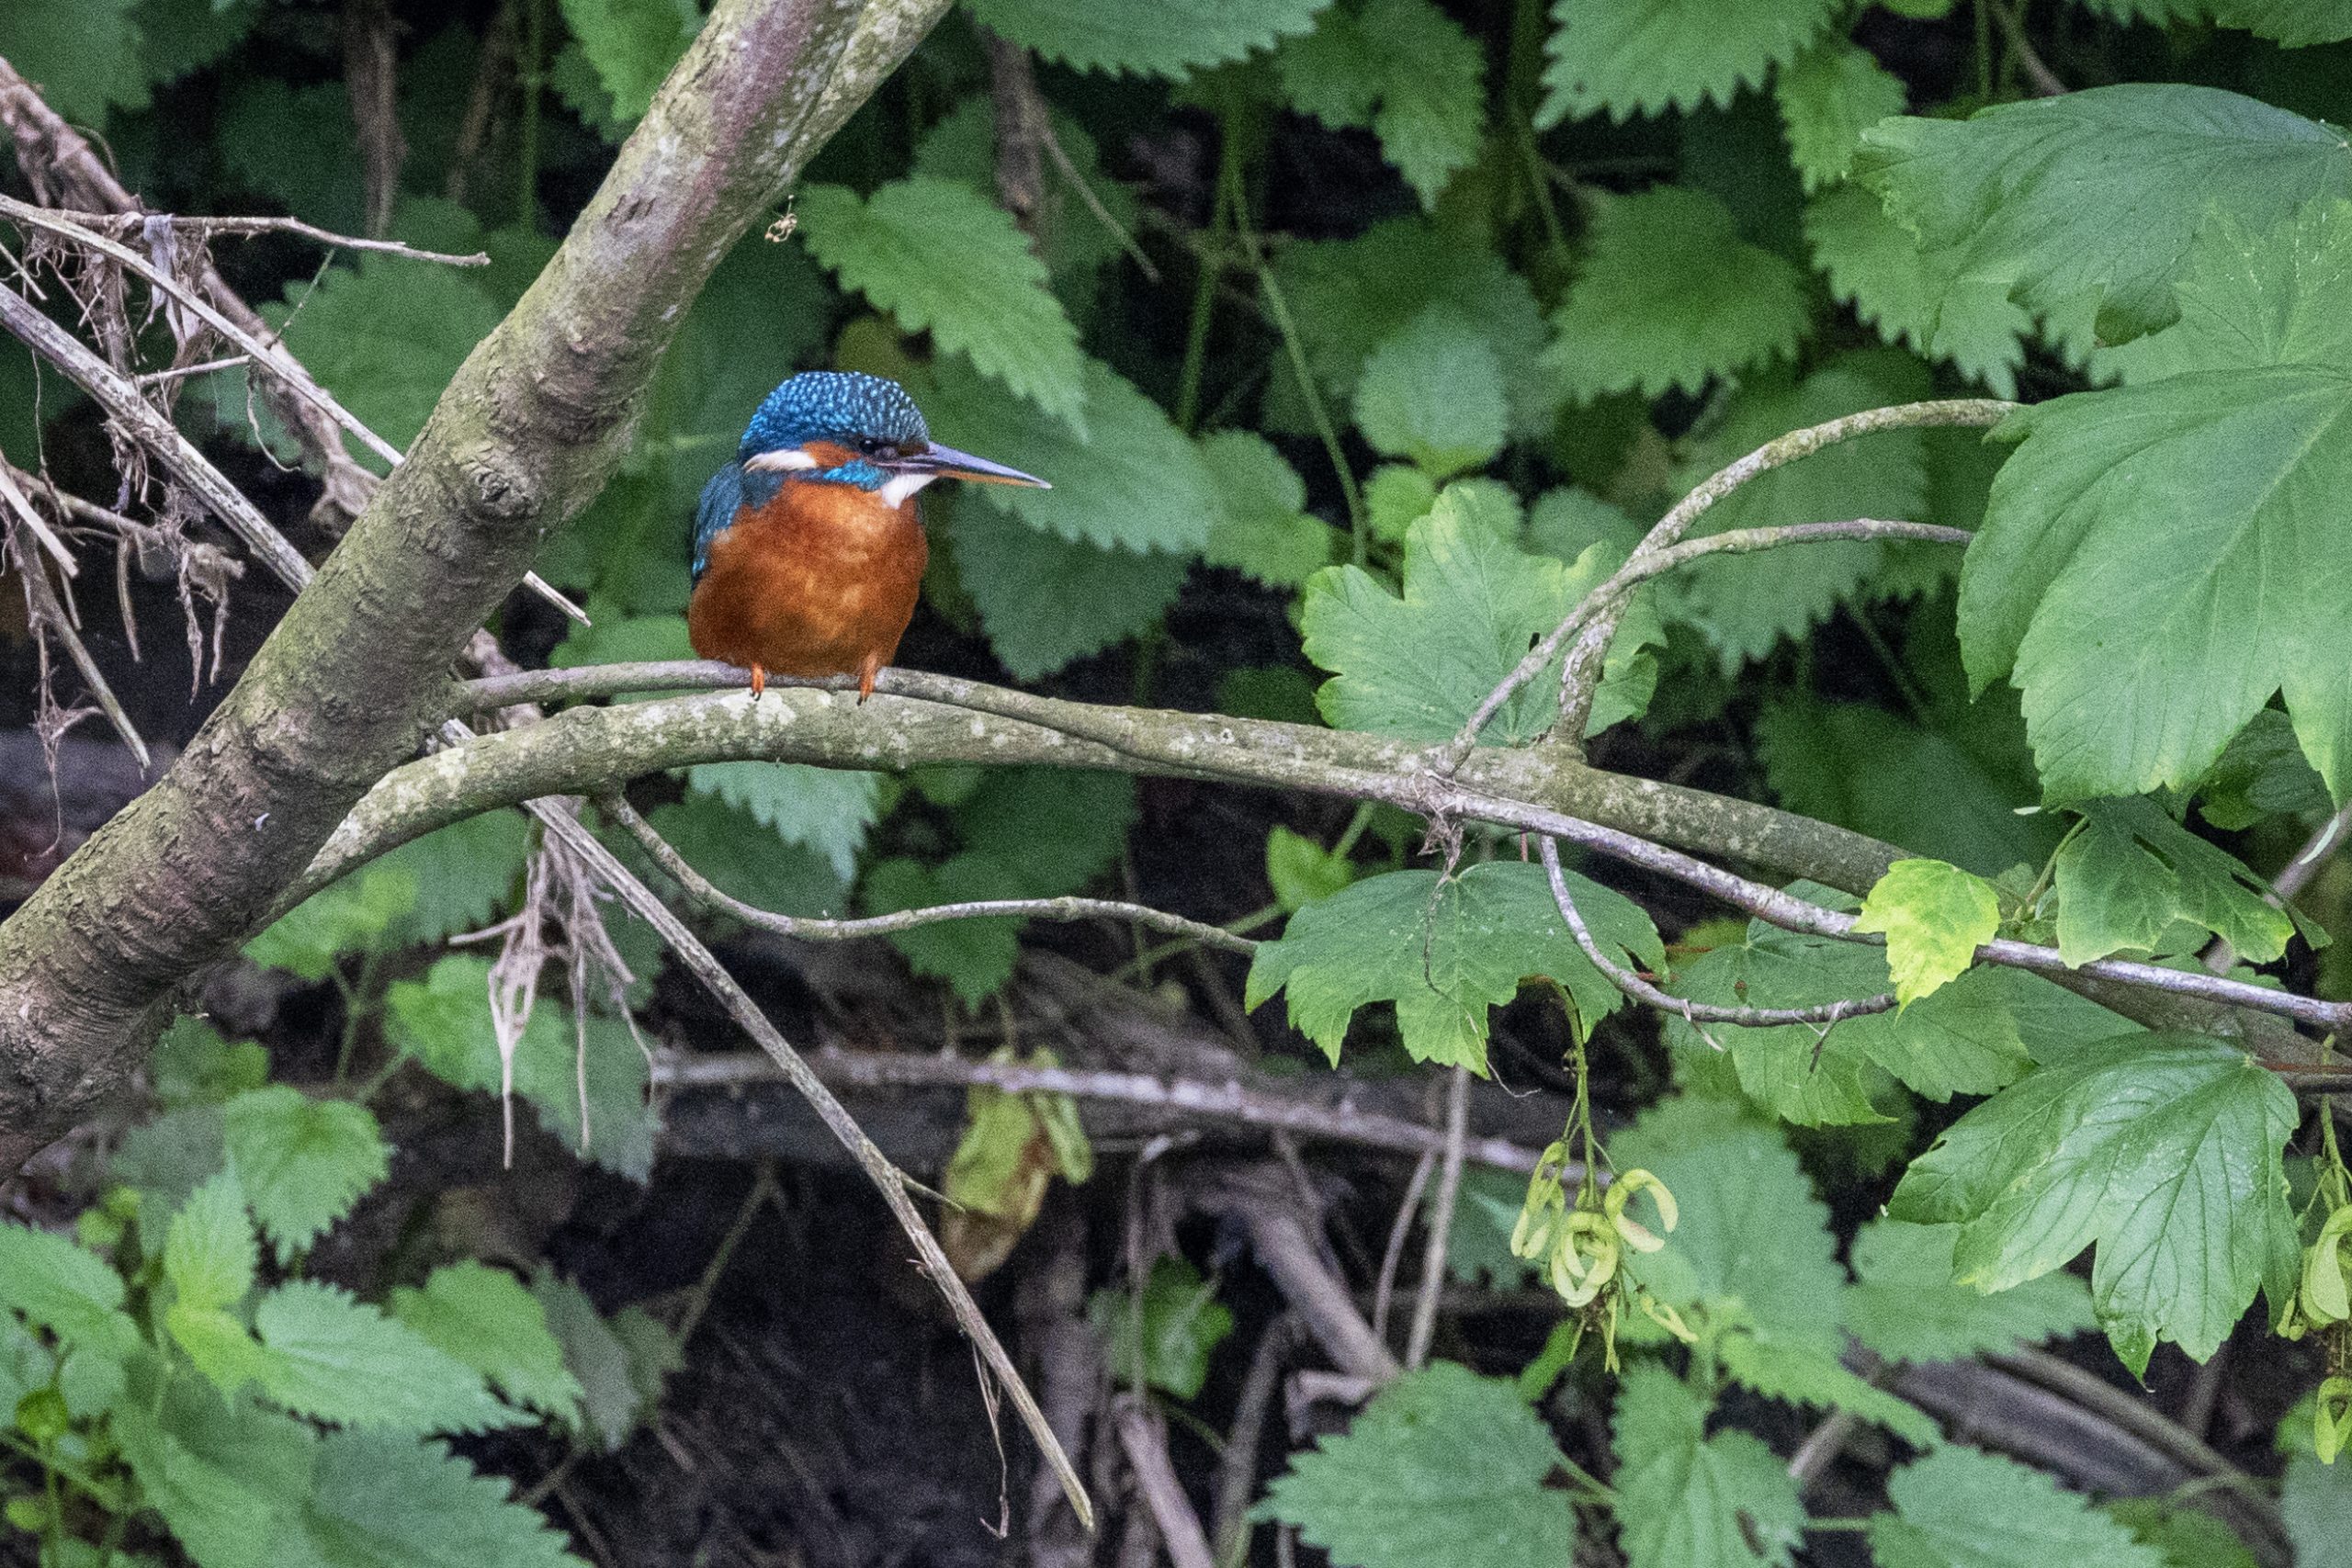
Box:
[735, 370, 1047, 508]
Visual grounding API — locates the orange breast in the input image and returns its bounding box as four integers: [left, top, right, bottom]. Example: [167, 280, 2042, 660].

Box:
[687, 481, 928, 681]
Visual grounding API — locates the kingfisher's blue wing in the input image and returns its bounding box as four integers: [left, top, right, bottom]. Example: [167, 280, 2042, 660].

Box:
[691, 463, 744, 586]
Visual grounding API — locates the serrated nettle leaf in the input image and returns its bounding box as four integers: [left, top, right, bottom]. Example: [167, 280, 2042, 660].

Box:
[1611, 1363, 1805, 1568]
[1245, 862, 1663, 1071]
[1661, 351, 1933, 671]
[1870, 1445, 2165, 1568]
[254, 1280, 519, 1435]
[0, 0, 145, 126]
[2110, 1499, 2260, 1568]
[1610, 1095, 1847, 1354]
[962, 0, 1331, 77]
[555, 0, 699, 122]
[270, 257, 503, 459]
[1716, 1333, 1940, 1446]
[392, 1261, 584, 1424]
[1274, 219, 1558, 437]
[927, 354, 1213, 554]
[1274, 0, 1487, 206]
[1890, 1031, 2300, 1372]
[1856, 85, 2352, 345]
[1844, 1220, 2096, 1365]
[958, 767, 1137, 895]
[1200, 429, 1338, 588]
[797, 181, 1088, 431]
[153, 1017, 271, 1109]
[2207, 0, 2352, 43]
[243, 860, 420, 980]
[1774, 41, 1906, 192]
[162, 1172, 255, 1316]
[2051, 797, 2295, 966]
[307, 1429, 587, 1568]
[1265, 825, 1356, 911]
[221, 1087, 389, 1261]
[1087, 1256, 1235, 1401]
[1352, 308, 1509, 479]
[863, 854, 1025, 1006]
[1544, 186, 1810, 402]
[532, 1269, 653, 1451]
[1855, 859, 2002, 1008]
[0, 1222, 141, 1361]
[635, 792, 846, 920]
[1805, 183, 2031, 397]
[1538, 0, 1843, 123]
[684, 761, 881, 882]
[1259, 1361, 1577, 1568]
[1528, 486, 1645, 565]
[113, 1394, 310, 1568]
[911, 93, 1142, 286]
[945, 502, 1192, 682]
[1665, 929, 2030, 1126]
[1301, 491, 1658, 745]
[369, 807, 534, 948]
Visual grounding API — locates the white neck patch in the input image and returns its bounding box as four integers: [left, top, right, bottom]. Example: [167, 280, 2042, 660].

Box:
[743, 446, 820, 473]
[878, 471, 938, 509]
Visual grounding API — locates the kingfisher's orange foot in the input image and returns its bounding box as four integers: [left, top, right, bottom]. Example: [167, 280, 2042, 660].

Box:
[749, 664, 766, 699]
[857, 653, 882, 704]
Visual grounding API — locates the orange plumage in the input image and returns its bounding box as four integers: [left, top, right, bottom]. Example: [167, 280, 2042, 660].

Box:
[687, 446, 928, 701]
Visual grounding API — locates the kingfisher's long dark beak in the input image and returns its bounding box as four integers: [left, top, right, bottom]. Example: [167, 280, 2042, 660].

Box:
[889, 443, 1049, 489]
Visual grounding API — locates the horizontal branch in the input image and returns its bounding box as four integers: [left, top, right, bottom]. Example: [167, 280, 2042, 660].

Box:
[23, 207, 490, 265]
[652, 1048, 1543, 1172]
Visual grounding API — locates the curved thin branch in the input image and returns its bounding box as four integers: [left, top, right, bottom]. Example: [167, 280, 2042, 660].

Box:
[26, 207, 491, 265]
[1442, 403, 2014, 761]
[604, 792, 1255, 953]
[1535, 836, 1896, 1029]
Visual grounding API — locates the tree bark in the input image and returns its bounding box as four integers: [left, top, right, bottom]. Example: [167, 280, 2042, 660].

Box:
[0, 0, 954, 1170]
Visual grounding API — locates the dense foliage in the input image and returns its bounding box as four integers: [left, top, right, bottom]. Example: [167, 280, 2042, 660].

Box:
[5, 0, 2352, 1564]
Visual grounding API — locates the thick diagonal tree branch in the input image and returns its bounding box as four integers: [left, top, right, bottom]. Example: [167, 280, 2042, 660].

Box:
[0, 0, 953, 1171]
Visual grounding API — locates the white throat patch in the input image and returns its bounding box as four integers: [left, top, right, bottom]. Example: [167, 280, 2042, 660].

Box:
[878, 472, 939, 509]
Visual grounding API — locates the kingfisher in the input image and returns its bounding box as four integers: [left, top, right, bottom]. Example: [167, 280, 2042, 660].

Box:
[688, 371, 1048, 701]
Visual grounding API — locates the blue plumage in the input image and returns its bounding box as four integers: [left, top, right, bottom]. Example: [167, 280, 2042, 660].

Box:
[740, 371, 929, 465]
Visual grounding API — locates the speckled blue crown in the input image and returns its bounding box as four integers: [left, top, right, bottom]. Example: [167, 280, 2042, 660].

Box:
[739, 371, 930, 458]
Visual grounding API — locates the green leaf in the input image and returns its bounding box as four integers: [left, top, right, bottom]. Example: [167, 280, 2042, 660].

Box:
[797, 181, 1087, 430]
[2102, 198, 2352, 384]
[2282, 1449, 2352, 1566]
[153, 1017, 271, 1109]
[684, 761, 881, 882]
[1774, 41, 1906, 192]
[305, 1429, 584, 1568]
[1958, 205, 2352, 802]
[1273, 0, 1487, 205]
[2208, 0, 2352, 43]
[1665, 927, 2032, 1125]
[2110, 1500, 2259, 1568]
[1087, 1257, 1235, 1401]
[0, 1222, 141, 1359]
[1844, 1220, 2097, 1364]
[910, 94, 1141, 285]
[1659, 352, 1933, 671]
[555, 0, 699, 122]
[926, 354, 1213, 554]
[221, 1088, 390, 1261]
[1869, 1445, 2164, 1568]
[1609, 1095, 1845, 1354]
[243, 861, 420, 980]
[1352, 308, 1508, 479]
[1889, 1031, 2300, 1372]
[0, 0, 142, 126]
[113, 1396, 311, 1568]
[945, 501, 1191, 681]
[254, 1280, 518, 1435]
[1259, 1362, 1577, 1568]
[1805, 182, 2030, 397]
[1854, 859, 2001, 1007]
[1200, 431, 1338, 588]
[2051, 797, 2294, 966]
[1274, 219, 1557, 438]
[2197, 708, 2334, 830]
[391, 1262, 585, 1424]
[634, 793, 845, 919]
[1611, 1363, 1804, 1568]
[531, 1270, 674, 1450]
[1855, 85, 2352, 344]
[1301, 490, 1658, 745]
[1246, 861, 1664, 1070]
[384, 955, 659, 1181]
[1539, 0, 1841, 122]
[863, 856, 1025, 1005]
[1266, 826, 1356, 911]
[960, 0, 1332, 77]
[1715, 1334, 1940, 1447]
[1544, 186, 1810, 401]
[271, 257, 502, 457]
[369, 811, 535, 947]
[164, 1172, 256, 1314]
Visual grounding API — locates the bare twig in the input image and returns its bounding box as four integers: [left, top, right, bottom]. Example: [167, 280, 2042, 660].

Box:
[0, 454, 75, 574]
[1211, 1316, 1296, 1567]
[607, 794, 1254, 953]
[1444, 506, 1986, 768]
[13, 208, 489, 266]
[1369, 1152, 1436, 1344]
[1189, 1164, 1400, 1384]
[12, 544, 149, 770]
[653, 1048, 1547, 1173]
[343, 0, 409, 239]
[1990, 0, 2069, 96]
[2204, 799, 2352, 973]
[1113, 1395, 1216, 1568]
[1402, 1066, 1467, 1371]
[1536, 836, 1896, 1028]
[1787, 1409, 1861, 1490]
